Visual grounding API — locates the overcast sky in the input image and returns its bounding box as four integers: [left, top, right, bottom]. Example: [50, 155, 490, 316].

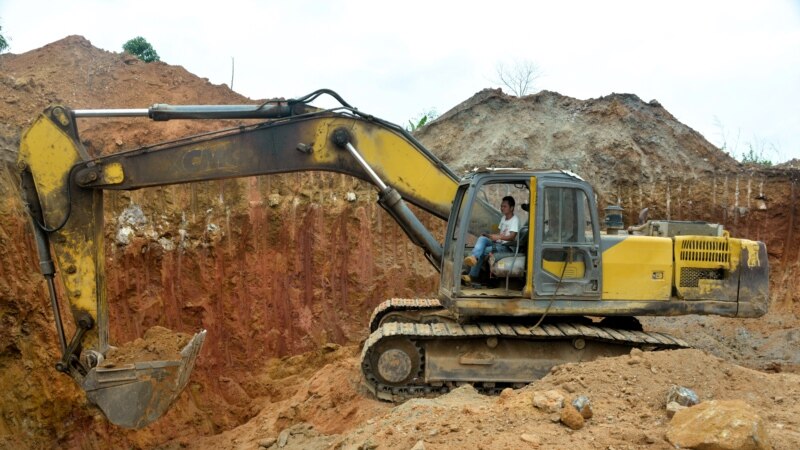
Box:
[1, 0, 798, 163]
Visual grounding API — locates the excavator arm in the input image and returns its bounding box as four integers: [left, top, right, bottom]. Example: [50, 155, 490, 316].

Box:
[17, 91, 460, 428]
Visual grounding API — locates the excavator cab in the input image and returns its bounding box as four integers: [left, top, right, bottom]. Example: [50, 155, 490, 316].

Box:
[449, 173, 531, 291]
[443, 170, 602, 302]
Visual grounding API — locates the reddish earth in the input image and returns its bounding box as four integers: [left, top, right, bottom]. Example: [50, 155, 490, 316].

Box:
[0, 36, 798, 449]
[103, 326, 191, 365]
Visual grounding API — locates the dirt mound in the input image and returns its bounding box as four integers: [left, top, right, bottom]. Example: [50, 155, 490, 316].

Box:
[777, 158, 800, 169]
[103, 325, 191, 365]
[417, 88, 739, 184]
[0, 35, 246, 120]
[0, 36, 798, 450]
[178, 347, 800, 449]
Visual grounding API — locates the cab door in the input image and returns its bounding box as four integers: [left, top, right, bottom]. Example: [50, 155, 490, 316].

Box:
[532, 182, 602, 300]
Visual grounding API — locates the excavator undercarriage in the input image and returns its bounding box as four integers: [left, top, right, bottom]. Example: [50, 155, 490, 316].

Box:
[361, 299, 689, 401]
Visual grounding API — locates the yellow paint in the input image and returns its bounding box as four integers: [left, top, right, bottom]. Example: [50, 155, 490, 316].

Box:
[524, 177, 536, 297]
[697, 279, 724, 295]
[19, 112, 101, 348]
[60, 220, 101, 319]
[310, 118, 458, 215]
[542, 259, 585, 278]
[602, 236, 672, 301]
[674, 236, 730, 270]
[18, 116, 81, 217]
[103, 162, 125, 185]
[740, 239, 760, 268]
[673, 235, 734, 300]
[721, 238, 761, 273]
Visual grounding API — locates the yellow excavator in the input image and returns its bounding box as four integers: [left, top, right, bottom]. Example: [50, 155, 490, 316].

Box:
[17, 89, 769, 428]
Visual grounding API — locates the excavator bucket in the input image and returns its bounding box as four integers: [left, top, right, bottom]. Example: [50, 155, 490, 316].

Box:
[81, 330, 206, 429]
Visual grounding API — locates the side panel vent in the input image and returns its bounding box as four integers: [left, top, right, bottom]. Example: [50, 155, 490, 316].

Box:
[677, 238, 729, 268]
[679, 268, 725, 288]
[674, 236, 737, 301]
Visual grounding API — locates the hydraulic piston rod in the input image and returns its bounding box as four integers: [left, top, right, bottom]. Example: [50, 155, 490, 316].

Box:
[333, 129, 443, 268]
[73, 103, 306, 120]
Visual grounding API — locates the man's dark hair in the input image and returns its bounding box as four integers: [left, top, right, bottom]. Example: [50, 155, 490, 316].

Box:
[502, 196, 515, 208]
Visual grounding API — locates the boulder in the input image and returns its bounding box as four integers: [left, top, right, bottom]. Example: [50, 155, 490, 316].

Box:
[666, 400, 772, 450]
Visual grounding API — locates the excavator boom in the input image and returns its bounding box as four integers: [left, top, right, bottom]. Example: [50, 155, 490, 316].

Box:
[17, 91, 460, 428]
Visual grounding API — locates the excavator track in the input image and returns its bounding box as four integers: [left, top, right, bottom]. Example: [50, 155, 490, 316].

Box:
[368, 298, 445, 332]
[360, 315, 689, 401]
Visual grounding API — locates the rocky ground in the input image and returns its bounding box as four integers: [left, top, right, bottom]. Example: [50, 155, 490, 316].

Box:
[0, 36, 798, 449]
[184, 347, 799, 450]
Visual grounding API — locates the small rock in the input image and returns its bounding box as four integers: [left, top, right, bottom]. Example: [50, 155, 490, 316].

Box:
[644, 434, 657, 444]
[666, 401, 687, 418]
[572, 395, 593, 419]
[322, 342, 339, 352]
[410, 440, 425, 450]
[428, 429, 439, 437]
[277, 429, 290, 447]
[630, 348, 644, 357]
[359, 440, 378, 450]
[532, 390, 565, 413]
[499, 387, 514, 400]
[560, 404, 585, 430]
[562, 382, 578, 393]
[268, 194, 282, 207]
[258, 437, 277, 448]
[116, 226, 135, 245]
[549, 413, 561, 423]
[520, 433, 540, 444]
[666, 385, 699, 407]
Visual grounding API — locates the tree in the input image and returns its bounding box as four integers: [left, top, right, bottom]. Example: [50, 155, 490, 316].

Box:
[495, 59, 541, 97]
[714, 117, 774, 166]
[0, 25, 8, 53]
[406, 108, 439, 132]
[122, 36, 160, 63]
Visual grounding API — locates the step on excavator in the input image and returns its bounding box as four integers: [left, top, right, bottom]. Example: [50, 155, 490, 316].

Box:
[17, 89, 769, 428]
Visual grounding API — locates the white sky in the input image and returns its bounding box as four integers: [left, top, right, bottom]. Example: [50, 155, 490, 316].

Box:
[1, 0, 798, 163]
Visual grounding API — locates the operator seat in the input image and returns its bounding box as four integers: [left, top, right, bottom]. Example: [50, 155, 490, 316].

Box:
[490, 203, 529, 278]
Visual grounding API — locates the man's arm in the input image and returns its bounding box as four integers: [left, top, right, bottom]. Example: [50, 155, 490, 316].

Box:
[485, 230, 517, 242]
[499, 231, 518, 241]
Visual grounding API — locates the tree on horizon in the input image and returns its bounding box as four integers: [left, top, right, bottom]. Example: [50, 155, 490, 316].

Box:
[122, 36, 160, 63]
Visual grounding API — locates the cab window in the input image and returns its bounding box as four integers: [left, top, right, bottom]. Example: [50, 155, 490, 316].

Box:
[543, 187, 592, 243]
